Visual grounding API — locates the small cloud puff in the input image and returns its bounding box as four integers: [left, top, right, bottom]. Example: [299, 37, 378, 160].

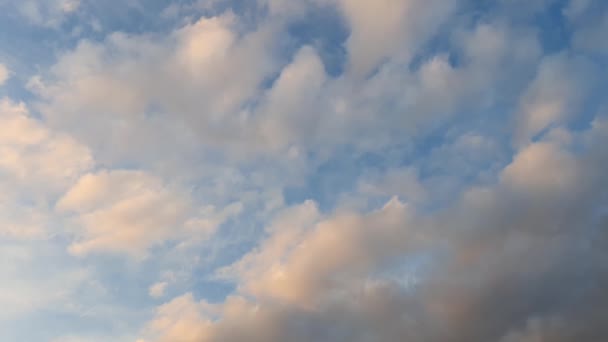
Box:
[0, 63, 9, 85]
[149, 282, 169, 299]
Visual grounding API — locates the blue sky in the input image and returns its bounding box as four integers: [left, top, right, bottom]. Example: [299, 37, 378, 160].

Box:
[1, 0, 607, 341]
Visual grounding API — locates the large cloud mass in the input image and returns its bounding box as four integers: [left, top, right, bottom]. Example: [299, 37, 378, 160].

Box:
[0, 0, 607, 341]
[141, 119, 608, 342]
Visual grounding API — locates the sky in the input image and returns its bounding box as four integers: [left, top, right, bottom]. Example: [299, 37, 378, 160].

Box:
[0, 0, 607, 341]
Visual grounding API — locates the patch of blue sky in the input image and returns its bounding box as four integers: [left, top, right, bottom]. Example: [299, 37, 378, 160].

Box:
[534, 0, 573, 53]
[78, 0, 191, 35]
[283, 146, 400, 210]
[285, 3, 349, 77]
[185, 207, 274, 301]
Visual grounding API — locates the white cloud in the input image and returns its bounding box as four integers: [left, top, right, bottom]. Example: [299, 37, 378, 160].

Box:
[224, 197, 415, 306]
[28, 2, 549, 168]
[2, 1, 607, 340]
[0, 98, 93, 190]
[139, 113, 608, 341]
[255, 46, 328, 150]
[0, 98, 93, 240]
[29, 12, 283, 164]
[57, 170, 240, 257]
[501, 141, 580, 195]
[142, 293, 213, 342]
[336, 0, 457, 77]
[140, 197, 424, 341]
[149, 282, 168, 298]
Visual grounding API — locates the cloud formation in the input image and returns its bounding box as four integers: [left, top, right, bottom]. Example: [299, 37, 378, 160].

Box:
[142, 118, 608, 342]
[0, 0, 607, 341]
[57, 170, 242, 257]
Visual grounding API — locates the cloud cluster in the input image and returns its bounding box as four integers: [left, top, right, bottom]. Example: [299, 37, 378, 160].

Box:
[142, 116, 608, 342]
[29, 0, 546, 165]
[0, 99, 92, 190]
[57, 170, 242, 257]
[0, 98, 92, 239]
[1, 97, 236, 256]
[0, 0, 607, 340]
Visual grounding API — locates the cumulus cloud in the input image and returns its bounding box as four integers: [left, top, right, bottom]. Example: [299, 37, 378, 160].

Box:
[221, 198, 417, 305]
[28, 0, 541, 165]
[30, 12, 281, 162]
[57, 170, 241, 257]
[149, 282, 169, 299]
[0, 98, 92, 239]
[1, 0, 607, 340]
[0, 98, 92, 189]
[335, 0, 457, 77]
[141, 114, 608, 341]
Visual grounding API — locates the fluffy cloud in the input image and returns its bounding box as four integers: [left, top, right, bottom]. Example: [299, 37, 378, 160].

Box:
[0, 98, 92, 190]
[30, 12, 280, 162]
[149, 282, 169, 299]
[335, 0, 457, 77]
[29, 1, 544, 163]
[141, 115, 608, 341]
[0, 98, 92, 239]
[57, 170, 242, 257]
[1, 0, 607, 340]
[221, 198, 417, 305]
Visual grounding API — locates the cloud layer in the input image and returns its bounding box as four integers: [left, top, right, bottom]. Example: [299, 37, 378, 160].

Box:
[141, 118, 608, 342]
[0, 0, 607, 341]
